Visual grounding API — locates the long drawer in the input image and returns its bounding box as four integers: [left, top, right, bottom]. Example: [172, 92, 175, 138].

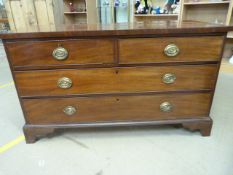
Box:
[15, 65, 218, 97]
[22, 92, 212, 124]
[6, 39, 114, 68]
[119, 36, 224, 64]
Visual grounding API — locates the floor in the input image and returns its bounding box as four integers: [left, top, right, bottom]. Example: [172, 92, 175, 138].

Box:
[0, 43, 233, 175]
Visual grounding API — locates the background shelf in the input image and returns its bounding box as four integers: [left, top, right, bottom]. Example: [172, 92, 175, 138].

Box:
[134, 14, 178, 17]
[184, 1, 230, 5]
[63, 0, 88, 24]
[64, 12, 87, 14]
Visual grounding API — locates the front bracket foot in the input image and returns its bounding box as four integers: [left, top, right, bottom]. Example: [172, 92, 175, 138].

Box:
[23, 125, 56, 143]
[182, 119, 213, 136]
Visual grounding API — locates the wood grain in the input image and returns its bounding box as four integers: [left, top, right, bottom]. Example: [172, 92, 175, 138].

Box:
[0, 21, 233, 39]
[182, 119, 213, 136]
[119, 36, 224, 63]
[22, 92, 212, 124]
[15, 64, 218, 97]
[23, 125, 55, 143]
[3, 21, 229, 141]
[6, 39, 114, 68]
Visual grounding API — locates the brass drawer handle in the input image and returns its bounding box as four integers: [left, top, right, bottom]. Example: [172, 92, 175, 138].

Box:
[160, 102, 173, 112]
[162, 73, 176, 84]
[57, 77, 73, 89]
[63, 106, 77, 116]
[52, 46, 68, 60]
[164, 44, 179, 57]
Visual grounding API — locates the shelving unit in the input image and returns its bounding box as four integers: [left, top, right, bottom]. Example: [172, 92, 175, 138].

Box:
[63, 0, 87, 24]
[183, 1, 230, 5]
[220, 57, 233, 72]
[179, 0, 231, 25]
[133, 0, 180, 23]
[222, 38, 233, 72]
[134, 14, 178, 17]
[225, 0, 233, 69]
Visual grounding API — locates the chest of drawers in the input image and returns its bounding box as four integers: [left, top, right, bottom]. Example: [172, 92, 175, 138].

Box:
[2, 21, 233, 143]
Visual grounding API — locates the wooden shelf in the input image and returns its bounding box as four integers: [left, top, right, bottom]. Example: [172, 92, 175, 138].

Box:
[227, 31, 233, 38]
[134, 14, 179, 17]
[63, 0, 88, 24]
[181, 0, 230, 25]
[0, 18, 8, 23]
[220, 58, 233, 73]
[184, 1, 230, 5]
[64, 11, 87, 14]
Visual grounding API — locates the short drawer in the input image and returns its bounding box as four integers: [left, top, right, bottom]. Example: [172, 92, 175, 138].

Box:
[6, 39, 114, 68]
[15, 64, 218, 97]
[119, 36, 224, 63]
[22, 93, 212, 124]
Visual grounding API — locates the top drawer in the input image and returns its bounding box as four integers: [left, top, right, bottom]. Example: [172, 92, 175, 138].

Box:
[5, 39, 114, 68]
[119, 36, 224, 64]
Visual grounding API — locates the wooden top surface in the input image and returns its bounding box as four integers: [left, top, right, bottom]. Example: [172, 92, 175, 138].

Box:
[1, 20, 233, 39]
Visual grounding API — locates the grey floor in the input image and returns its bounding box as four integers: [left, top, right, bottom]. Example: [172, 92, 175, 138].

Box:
[0, 43, 233, 175]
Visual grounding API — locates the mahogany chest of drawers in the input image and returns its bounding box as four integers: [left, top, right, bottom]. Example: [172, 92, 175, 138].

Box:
[2, 21, 233, 143]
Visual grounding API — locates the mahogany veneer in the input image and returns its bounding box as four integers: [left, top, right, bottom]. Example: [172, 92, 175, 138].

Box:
[6, 39, 115, 68]
[119, 36, 223, 63]
[2, 21, 233, 143]
[22, 93, 212, 124]
[15, 65, 217, 97]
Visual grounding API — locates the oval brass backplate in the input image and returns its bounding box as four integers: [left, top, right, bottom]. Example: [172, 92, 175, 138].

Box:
[160, 102, 173, 112]
[162, 73, 176, 84]
[164, 44, 179, 57]
[57, 77, 73, 89]
[63, 106, 77, 116]
[52, 47, 68, 60]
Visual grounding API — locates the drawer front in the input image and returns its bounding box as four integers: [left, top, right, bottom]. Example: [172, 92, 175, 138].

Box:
[22, 93, 212, 124]
[15, 65, 218, 97]
[119, 36, 224, 63]
[6, 39, 114, 67]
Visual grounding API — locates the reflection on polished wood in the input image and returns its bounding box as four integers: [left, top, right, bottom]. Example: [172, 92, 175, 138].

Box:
[1, 20, 233, 39]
